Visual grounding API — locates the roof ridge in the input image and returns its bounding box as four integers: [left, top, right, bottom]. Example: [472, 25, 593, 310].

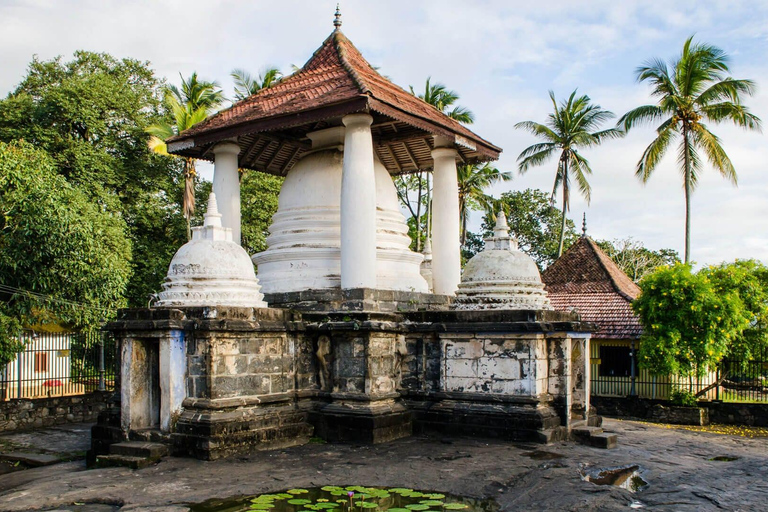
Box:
[332, 31, 370, 95]
[583, 238, 641, 299]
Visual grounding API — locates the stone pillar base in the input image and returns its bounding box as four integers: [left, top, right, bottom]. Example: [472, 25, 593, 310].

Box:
[171, 396, 314, 460]
[405, 392, 567, 443]
[309, 397, 412, 444]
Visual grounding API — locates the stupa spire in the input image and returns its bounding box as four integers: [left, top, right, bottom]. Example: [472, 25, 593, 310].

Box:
[582, 212, 587, 237]
[204, 192, 223, 228]
[333, 4, 342, 29]
[485, 211, 517, 251]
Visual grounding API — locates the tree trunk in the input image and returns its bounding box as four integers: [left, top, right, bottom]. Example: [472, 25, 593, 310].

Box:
[415, 172, 423, 252]
[183, 158, 196, 241]
[557, 160, 568, 258]
[683, 126, 692, 264]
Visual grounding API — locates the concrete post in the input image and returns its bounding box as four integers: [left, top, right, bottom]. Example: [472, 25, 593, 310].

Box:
[431, 146, 461, 295]
[212, 142, 241, 245]
[159, 331, 187, 433]
[340, 113, 377, 289]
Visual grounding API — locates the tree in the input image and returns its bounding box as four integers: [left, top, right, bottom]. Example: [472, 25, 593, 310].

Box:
[595, 237, 680, 282]
[147, 73, 224, 239]
[0, 51, 185, 308]
[0, 141, 132, 362]
[701, 260, 768, 362]
[633, 263, 751, 382]
[240, 172, 284, 257]
[619, 36, 761, 263]
[457, 163, 512, 245]
[474, 189, 579, 268]
[231, 67, 283, 101]
[515, 90, 623, 257]
[396, 77, 476, 250]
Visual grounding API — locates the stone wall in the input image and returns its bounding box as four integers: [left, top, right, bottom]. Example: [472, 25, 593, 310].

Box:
[1, 391, 111, 433]
[593, 396, 768, 427]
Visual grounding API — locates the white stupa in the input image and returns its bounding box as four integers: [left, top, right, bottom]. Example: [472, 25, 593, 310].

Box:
[454, 211, 551, 310]
[156, 193, 267, 308]
[252, 127, 428, 294]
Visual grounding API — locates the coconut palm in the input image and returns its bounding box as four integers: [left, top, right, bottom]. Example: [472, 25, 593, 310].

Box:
[146, 73, 223, 239]
[231, 67, 283, 101]
[410, 77, 475, 124]
[457, 163, 513, 245]
[619, 36, 761, 263]
[516, 91, 623, 257]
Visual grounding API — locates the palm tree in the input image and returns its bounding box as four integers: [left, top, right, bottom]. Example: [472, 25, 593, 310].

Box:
[231, 67, 283, 101]
[457, 163, 513, 245]
[146, 73, 223, 239]
[398, 78, 476, 251]
[516, 91, 622, 257]
[410, 77, 475, 124]
[619, 36, 761, 263]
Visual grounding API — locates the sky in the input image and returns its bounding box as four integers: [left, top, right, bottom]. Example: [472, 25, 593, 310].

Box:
[1, 0, 766, 266]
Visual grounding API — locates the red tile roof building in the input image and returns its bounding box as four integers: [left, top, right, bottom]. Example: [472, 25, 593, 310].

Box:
[166, 28, 500, 177]
[541, 237, 642, 340]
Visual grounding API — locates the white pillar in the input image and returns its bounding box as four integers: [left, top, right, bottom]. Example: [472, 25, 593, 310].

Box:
[431, 146, 461, 295]
[159, 331, 186, 433]
[212, 142, 241, 245]
[340, 113, 377, 289]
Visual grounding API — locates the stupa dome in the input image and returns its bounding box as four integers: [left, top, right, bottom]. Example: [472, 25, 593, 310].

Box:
[455, 211, 551, 310]
[252, 127, 428, 294]
[156, 193, 267, 308]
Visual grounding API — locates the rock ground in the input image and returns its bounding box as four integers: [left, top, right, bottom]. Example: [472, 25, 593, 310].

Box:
[0, 419, 767, 512]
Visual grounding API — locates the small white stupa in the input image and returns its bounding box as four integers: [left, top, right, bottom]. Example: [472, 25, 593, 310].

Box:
[156, 193, 267, 308]
[454, 211, 551, 310]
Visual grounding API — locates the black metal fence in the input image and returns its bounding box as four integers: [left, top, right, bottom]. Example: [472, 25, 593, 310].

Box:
[1, 331, 117, 400]
[591, 343, 768, 403]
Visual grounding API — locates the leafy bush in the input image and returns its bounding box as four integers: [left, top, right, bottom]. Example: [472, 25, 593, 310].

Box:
[669, 389, 698, 407]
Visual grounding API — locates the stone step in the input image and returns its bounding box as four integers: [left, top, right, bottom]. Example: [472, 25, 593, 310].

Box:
[128, 428, 171, 444]
[572, 426, 604, 439]
[537, 426, 569, 444]
[95, 454, 156, 470]
[0, 452, 61, 467]
[110, 441, 169, 459]
[589, 432, 618, 449]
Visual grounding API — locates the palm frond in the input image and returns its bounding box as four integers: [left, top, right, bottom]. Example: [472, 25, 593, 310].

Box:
[692, 124, 737, 184]
[636, 124, 675, 182]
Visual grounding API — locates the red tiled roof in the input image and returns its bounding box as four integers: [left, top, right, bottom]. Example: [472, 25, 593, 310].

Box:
[542, 237, 642, 339]
[167, 29, 500, 161]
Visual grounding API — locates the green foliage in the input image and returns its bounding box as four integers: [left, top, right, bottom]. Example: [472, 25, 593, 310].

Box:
[669, 388, 698, 407]
[410, 77, 474, 123]
[595, 237, 680, 282]
[241, 171, 283, 257]
[516, 90, 623, 257]
[0, 52, 188, 307]
[0, 312, 23, 367]
[701, 260, 768, 361]
[633, 263, 751, 379]
[457, 163, 513, 245]
[231, 67, 283, 101]
[476, 189, 578, 269]
[619, 36, 761, 263]
[0, 140, 131, 334]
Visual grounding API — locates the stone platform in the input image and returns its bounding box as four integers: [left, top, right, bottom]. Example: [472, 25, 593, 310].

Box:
[91, 295, 594, 460]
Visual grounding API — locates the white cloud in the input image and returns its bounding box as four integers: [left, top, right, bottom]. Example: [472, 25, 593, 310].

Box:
[0, 0, 765, 265]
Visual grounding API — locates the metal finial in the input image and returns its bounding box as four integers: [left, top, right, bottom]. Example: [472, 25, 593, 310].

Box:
[582, 212, 587, 237]
[333, 4, 342, 29]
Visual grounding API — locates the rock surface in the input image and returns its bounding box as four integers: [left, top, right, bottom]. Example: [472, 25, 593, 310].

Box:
[1, 419, 767, 511]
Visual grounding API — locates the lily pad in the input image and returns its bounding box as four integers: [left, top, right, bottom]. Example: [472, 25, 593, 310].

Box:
[249, 505, 275, 510]
[422, 494, 445, 500]
[443, 504, 469, 510]
[405, 505, 430, 511]
[288, 499, 313, 505]
[355, 502, 379, 509]
[419, 501, 444, 507]
[322, 486, 343, 492]
[388, 488, 414, 494]
[288, 489, 310, 495]
[316, 504, 340, 509]
[387, 509, 411, 512]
